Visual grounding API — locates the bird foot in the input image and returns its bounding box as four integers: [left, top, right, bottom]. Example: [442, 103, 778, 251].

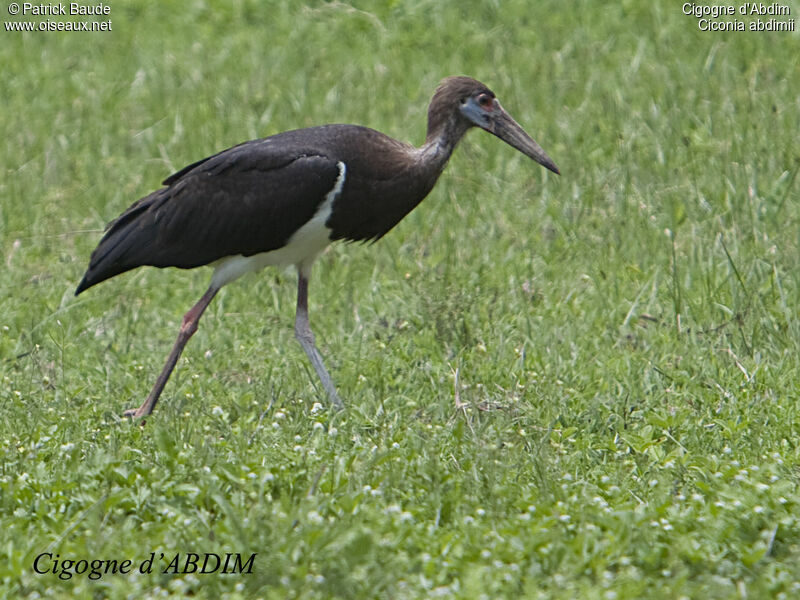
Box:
[123, 406, 148, 425]
[329, 393, 345, 410]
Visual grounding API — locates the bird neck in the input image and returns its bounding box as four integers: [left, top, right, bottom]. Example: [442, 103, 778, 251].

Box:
[419, 117, 472, 172]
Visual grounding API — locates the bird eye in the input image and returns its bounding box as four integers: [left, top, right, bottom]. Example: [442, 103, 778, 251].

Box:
[477, 94, 493, 108]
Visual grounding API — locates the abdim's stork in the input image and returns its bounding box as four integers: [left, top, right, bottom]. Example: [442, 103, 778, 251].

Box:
[76, 76, 559, 418]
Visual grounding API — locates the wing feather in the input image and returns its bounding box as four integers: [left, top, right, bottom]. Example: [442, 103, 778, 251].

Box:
[76, 141, 339, 294]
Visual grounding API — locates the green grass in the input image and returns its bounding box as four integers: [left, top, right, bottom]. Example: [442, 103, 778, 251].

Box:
[2, 0, 800, 597]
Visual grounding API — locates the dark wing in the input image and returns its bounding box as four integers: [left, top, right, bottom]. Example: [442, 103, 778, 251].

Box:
[75, 139, 340, 294]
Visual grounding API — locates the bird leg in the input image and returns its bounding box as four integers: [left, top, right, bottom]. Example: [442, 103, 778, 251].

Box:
[294, 272, 344, 409]
[124, 285, 219, 419]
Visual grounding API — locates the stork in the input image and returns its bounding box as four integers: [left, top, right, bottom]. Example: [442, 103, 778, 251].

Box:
[76, 76, 559, 419]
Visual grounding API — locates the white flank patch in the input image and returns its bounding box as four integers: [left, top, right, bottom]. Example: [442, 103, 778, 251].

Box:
[211, 161, 346, 288]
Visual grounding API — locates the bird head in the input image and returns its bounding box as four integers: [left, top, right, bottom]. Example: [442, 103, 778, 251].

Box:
[430, 76, 560, 175]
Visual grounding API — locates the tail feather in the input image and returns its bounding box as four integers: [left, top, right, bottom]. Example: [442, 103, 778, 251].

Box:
[74, 191, 167, 295]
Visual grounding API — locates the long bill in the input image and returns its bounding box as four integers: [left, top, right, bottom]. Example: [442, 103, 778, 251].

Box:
[488, 104, 560, 175]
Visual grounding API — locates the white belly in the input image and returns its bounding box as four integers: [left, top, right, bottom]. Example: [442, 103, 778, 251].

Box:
[210, 161, 346, 288]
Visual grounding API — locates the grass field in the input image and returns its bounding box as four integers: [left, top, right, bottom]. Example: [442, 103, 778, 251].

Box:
[2, 1, 800, 598]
